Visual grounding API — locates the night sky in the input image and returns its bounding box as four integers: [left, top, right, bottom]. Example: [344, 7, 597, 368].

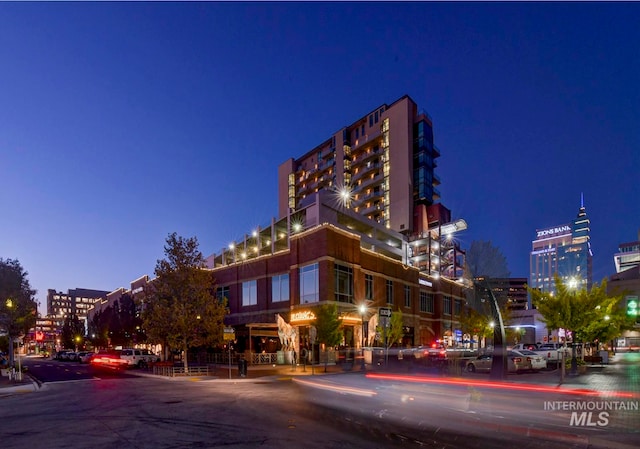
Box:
[1, 2, 638, 314]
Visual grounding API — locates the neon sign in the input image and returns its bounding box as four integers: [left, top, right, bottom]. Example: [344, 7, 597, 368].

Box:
[291, 310, 316, 322]
[536, 225, 571, 239]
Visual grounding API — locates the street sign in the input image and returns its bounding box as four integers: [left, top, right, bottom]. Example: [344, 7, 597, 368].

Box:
[379, 307, 392, 317]
[223, 327, 235, 341]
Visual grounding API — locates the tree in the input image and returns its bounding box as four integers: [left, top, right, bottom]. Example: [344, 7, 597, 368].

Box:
[464, 240, 510, 281]
[60, 314, 85, 350]
[377, 309, 404, 349]
[529, 275, 634, 370]
[458, 291, 512, 350]
[457, 305, 493, 348]
[0, 258, 37, 367]
[463, 240, 511, 313]
[312, 303, 342, 372]
[88, 293, 145, 349]
[88, 308, 110, 349]
[142, 233, 227, 372]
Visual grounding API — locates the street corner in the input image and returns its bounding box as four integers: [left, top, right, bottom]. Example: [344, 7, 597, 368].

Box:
[0, 378, 40, 395]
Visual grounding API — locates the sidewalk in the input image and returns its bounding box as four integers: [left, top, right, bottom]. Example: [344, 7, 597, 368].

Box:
[553, 351, 640, 394]
[0, 371, 40, 395]
[131, 361, 354, 382]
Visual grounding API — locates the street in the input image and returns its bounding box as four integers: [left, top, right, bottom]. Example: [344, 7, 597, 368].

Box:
[0, 358, 403, 449]
[1, 354, 638, 449]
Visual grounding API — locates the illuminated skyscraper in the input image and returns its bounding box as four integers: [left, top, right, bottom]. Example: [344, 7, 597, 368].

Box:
[277, 95, 441, 235]
[529, 196, 593, 296]
[277, 95, 466, 278]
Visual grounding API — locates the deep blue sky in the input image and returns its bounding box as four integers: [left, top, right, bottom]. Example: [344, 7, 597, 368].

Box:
[1, 2, 638, 315]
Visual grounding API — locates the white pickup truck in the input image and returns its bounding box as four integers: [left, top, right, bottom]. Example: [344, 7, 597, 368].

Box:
[513, 343, 570, 366]
[120, 348, 159, 368]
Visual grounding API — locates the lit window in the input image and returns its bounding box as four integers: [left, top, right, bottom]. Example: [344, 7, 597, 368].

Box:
[300, 263, 319, 304]
[272, 274, 290, 303]
[242, 280, 257, 306]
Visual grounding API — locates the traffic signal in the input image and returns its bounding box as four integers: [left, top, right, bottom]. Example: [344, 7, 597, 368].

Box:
[627, 298, 638, 317]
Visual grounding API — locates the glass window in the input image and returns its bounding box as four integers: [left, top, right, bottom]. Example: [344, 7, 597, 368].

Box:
[386, 280, 393, 305]
[375, 111, 378, 123]
[420, 292, 434, 313]
[272, 274, 290, 303]
[443, 295, 452, 315]
[454, 299, 462, 315]
[334, 263, 353, 303]
[242, 280, 257, 306]
[300, 263, 319, 304]
[404, 285, 411, 308]
[216, 286, 230, 304]
[365, 274, 373, 300]
[369, 114, 373, 127]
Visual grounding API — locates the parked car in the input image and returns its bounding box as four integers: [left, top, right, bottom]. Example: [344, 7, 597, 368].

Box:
[54, 351, 68, 360]
[78, 351, 94, 363]
[466, 350, 546, 374]
[120, 348, 159, 368]
[535, 343, 571, 366]
[512, 343, 540, 351]
[466, 354, 492, 373]
[508, 349, 546, 372]
[413, 345, 448, 366]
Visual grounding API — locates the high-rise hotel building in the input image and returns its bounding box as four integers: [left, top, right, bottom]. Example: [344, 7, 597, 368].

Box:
[278, 94, 445, 230]
[277, 95, 464, 278]
[203, 95, 469, 352]
[529, 198, 593, 295]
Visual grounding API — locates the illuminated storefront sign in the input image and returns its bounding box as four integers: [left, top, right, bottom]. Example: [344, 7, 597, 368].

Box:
[291, 310, 316, 322]
[536, 225, 571, 239]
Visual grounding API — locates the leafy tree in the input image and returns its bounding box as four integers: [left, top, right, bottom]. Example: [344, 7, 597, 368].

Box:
[88, 294, 146, 349]
[88, 308, 110, 349]
[457, 305, 493, 348]
[60, 314, 85, 350]
[143, 233, 227, 372]
[529, 275, 634, 365]
[377, 308, 404, 349]
[312, 303, 342, 372]
[110, 294, 144, 347]
[581, 293, 634, 350]
[0, 258, 37, 366]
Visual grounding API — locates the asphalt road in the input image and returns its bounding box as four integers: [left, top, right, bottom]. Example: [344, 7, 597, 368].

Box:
[0, 359, 407, 449]
[2, 356, 639, 449]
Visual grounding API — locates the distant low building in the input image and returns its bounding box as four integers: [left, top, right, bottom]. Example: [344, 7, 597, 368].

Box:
[614, 231, 640, 274]
[609, 265, 640, 349]
[47, 288, 110, 328]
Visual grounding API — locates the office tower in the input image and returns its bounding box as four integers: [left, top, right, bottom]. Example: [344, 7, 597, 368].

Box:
[530, 196, 593, 294]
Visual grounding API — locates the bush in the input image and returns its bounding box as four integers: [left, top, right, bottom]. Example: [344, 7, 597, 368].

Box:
[565, 357, 586, 369]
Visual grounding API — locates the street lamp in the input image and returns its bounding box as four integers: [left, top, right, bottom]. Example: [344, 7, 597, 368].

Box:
[5, 298, 14, 368]
[567, 278, 579, 376]
[359, 304, 367, 371]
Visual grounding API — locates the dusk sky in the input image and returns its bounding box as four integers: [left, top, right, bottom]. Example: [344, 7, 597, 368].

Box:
[1, 2, 638, 315]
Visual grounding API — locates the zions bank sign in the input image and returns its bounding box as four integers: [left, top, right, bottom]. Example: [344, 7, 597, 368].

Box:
[536, 224, 571, 240]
